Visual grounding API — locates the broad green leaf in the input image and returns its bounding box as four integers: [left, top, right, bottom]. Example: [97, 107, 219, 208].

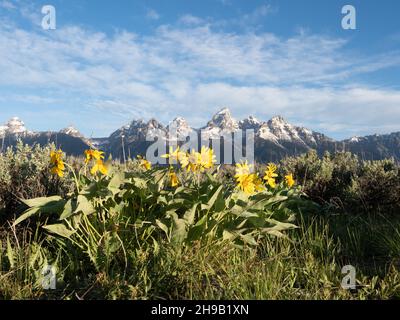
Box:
[132, 177, 147, 189]
[75, 195, 95, 215]
[156, 219, 169, 236]
[13, 207, 41, 226]
[265, 219, 298, 231]
[59, 199, 75, 220]
[239, 233, 258, 246]
[222, 230, 236, 241]
[183, 203, 198, 226]
[187, 214, 208, 242]
[236, 211, 259, 218]
[43, 224, 75, 238]
[21, 196, 62, 208]
[40, 199, 67, 214]
[171, 214, 187, 245]
[108, 172, 125, 194]
[205, 185, 223, 210]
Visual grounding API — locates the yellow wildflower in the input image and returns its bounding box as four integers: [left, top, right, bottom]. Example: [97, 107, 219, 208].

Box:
[84, 149, 104, 164]
[235, 161, 252, 181]
[180, 149, 201, 173]
[199, 146, 216, 171]
[253, 175, 265, 192]
[169, 170, 179, 187]
[90, 159, 108, 175]
[263, 163, 278, 188]
[138, 157, 152, 170]
[161, 146, 186, 164]
[285, 173, 295, 187]
[50, 150, 65, 178]
[237, 173, 264, 195]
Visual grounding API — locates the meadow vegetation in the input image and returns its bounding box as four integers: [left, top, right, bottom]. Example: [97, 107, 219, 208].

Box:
[0, 142, 399, 299]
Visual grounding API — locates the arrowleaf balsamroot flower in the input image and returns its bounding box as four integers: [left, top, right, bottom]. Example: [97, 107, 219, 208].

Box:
[236, 173, 264, 195]
[235, 161, 251, 181]
[84, 149, 108, 175]
[91, 159, 108, 175]
[285, 173, 295, 187]
[141, 159, 152, 170]
[137, 155, 152, 170]
[234, 161, 264, 195]
[180, 149, 201, 173]
[50, 150, 65, 178]
[198, 146, 216, 171]
[169, 169, 179, 187]
[161, 146, 186, 164]
[263, 163, 278, 188]
[84, 149, 104, 164]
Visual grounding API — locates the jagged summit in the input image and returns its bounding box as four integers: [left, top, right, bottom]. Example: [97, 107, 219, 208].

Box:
[206, 107, 239, 130]
[0, 117, 29, 137]
[1, 109, 399, 162]
[60, 126, 83, 138]
[167, 117, 193, 140]
[239, 115, 261, 130]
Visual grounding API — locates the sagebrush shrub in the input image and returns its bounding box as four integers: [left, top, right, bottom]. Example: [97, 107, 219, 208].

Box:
[281, 150, 400, 214]
[0, 141, 73, 221]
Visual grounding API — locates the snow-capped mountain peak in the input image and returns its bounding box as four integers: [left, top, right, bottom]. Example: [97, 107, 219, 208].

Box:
[266, 116, 303, 142]
[207, 107, 238, 130]
[0, 117, 29, 137]
[201, 107, 239, 139]
[60, 126, 83, 138]
[167, 117, 193, 140]
[239, 115, 261, 130]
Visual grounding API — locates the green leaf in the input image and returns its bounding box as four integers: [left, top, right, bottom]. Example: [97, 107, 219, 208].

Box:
[156, 219, 169, 237]
[13, 207, 41, 226]
[187, 214, 208, 242]
[239, 233, 258, 246]
[21, 196, 62, 208]
[75, 195, 95, 215]
[206, 185, 223, 210]
[59, 199, 75, 220]
[108, 172, 125, 194]
[43, 224, 75, 238]
[183, 203, 199, 226]
[222, 230, 236, 241]
[171, 214, 187, 245]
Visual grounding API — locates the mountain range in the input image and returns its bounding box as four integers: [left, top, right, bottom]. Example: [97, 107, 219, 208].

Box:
[1, 108, 399, 162]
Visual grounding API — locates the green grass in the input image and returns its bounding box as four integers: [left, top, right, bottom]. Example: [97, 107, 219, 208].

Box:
[1, 144, 399, 300]
[1, 212, 400, 300]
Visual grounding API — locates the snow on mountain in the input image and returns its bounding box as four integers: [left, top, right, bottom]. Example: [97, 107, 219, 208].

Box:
[266, 116, 302, 142]
[60, 126, 84, 138]
[202, 107, 239, 139]
[0, 125, 7, 137]
[2, 109, 399, 162]
[109, 119, 167, 143]
[257, 123, 279, 144]
[0, 117, 30, 137]
[167, 117, 193, 141]
[348, 136, 362, 143]
[239, 115, 261, 130]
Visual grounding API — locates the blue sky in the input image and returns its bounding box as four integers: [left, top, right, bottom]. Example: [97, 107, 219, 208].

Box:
[0, 0, 400, 139]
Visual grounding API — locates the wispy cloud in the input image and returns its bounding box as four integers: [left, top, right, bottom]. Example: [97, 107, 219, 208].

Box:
[0, 6, 399, 138]
[0, 0, 16, 10]
[146, 8, 160, 21]
[178, 14, 205, 26]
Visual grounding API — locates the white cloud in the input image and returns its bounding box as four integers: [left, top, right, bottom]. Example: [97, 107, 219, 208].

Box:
[0, 0, 16, 10]
[0, 13, 399, 138]
[178, 14, 205, 26]
[146, 9, 160, 20]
